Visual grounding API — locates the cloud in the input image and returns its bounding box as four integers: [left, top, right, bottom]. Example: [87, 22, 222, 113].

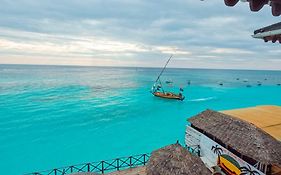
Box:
[0, 0, 280, 70]
[210, 48, 254, 54]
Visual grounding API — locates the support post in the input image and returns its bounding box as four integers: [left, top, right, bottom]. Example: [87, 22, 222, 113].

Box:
[101, 161, 104, 174]
[129, 156, 132, 167]
[87, 163, 90, 172]
[117, 159, 120, 171]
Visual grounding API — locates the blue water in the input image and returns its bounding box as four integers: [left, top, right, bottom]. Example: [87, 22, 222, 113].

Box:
[0, 64, 281, 175]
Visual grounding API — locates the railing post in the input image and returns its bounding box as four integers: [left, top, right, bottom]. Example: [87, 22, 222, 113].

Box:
[101, 161, 104, 174]
[27, 153, 151, 175]
[62, 168, 66, 175]
[87, 163, 90, 172]
[117, 158, 120, 171]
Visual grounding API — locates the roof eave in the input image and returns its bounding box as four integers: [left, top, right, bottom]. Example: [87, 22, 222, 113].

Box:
[252, 29, 281, 38]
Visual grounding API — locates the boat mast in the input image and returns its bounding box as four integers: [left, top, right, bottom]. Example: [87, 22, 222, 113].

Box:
[155, 54, 173, 83]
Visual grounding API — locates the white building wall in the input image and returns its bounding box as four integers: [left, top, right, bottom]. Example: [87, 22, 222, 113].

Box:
[185, 125, 265, 175]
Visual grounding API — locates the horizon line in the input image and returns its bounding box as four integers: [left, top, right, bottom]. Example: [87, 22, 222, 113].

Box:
[1, 63, 281, 72]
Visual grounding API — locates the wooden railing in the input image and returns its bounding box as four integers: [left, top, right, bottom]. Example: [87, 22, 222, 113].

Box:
[25, 154, 150, 175]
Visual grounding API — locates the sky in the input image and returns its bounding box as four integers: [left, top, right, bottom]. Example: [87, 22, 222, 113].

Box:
[0, 0, 280, 70]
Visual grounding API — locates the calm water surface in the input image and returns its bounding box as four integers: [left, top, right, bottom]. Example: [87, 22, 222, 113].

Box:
[0, 65, 281, 174]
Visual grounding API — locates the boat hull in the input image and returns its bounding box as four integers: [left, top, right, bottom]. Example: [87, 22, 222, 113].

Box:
[153, 92, 184, 101]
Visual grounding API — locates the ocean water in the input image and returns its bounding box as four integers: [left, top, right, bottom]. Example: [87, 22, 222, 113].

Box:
[0, 64, 281, 175]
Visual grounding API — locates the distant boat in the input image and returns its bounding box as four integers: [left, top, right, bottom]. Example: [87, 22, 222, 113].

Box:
[219, 82, 223, 86]
[151, 55, 185, 101]
[246, 84, 252, 88]
[236, 78, 240, 80]
[243, 79, 248, 82]
[277, 83, 281, 86]
[165, 80, 173, 84]
[187, 80, 191, 85]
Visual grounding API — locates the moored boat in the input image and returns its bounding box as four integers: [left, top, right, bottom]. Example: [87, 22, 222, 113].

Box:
[151, 55, 185, 101]
[153, 91, 185, 101]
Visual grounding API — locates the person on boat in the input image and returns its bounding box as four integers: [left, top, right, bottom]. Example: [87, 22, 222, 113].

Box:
[157, 84, 162, 91]
[152, 83, 161, 93]
[179, 88, 184, 98]
[152, 84, 165, 96]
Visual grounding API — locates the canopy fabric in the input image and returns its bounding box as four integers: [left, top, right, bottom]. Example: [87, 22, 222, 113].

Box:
[224, 0, 281, 16]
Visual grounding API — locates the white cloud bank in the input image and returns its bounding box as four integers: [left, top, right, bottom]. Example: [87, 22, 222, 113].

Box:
[0, 0, 280, 70]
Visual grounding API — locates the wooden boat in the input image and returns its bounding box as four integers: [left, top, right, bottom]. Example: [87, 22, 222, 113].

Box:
[151, 55, 185, 101]
[153, 91, 184, 101]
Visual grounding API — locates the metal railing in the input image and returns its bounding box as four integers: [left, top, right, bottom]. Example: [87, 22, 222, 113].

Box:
[25, 153, 150, 175]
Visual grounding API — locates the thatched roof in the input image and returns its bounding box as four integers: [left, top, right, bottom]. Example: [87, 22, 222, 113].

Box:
[70, 173, 100, 175]
[189, 110, 281, 165]
[146, 143, 211, 175]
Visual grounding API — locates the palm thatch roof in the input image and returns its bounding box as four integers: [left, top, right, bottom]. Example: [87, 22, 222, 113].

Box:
[146, 143, 211, 175]
[189, 109, 281, 166]
[70, 173, 100, 175]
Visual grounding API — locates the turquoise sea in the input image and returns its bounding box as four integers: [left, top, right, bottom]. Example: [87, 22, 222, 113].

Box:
[0, 64, 281, 175]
